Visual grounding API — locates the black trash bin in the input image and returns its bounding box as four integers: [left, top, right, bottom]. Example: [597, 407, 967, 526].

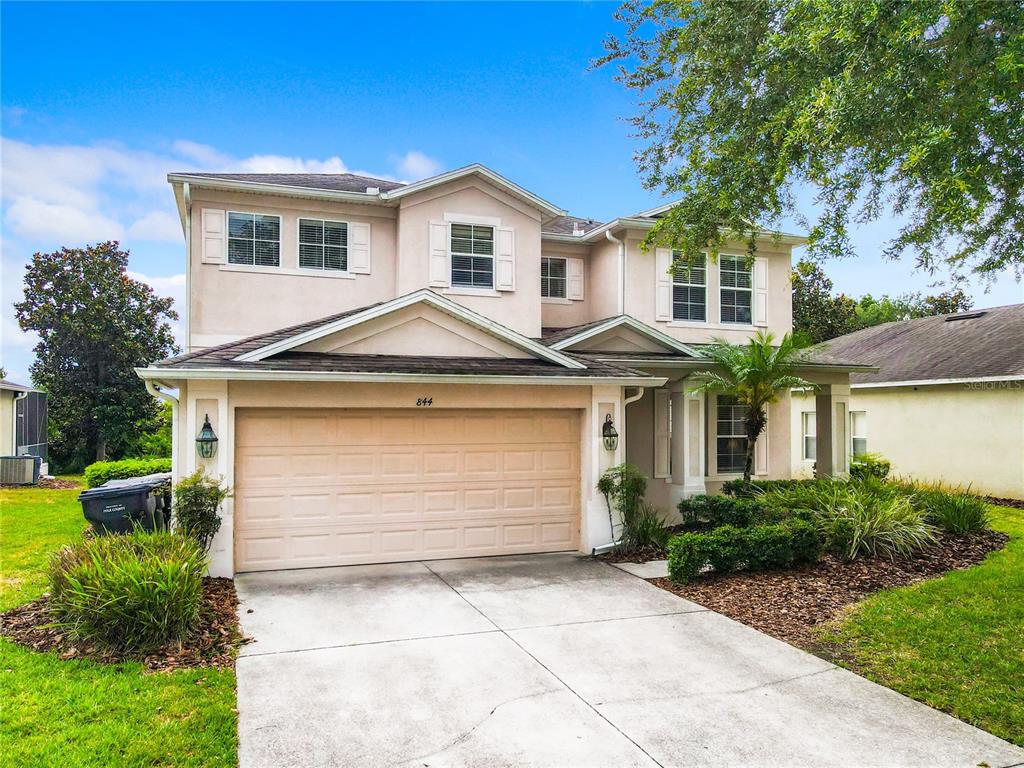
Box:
[80, 473, 173, 535]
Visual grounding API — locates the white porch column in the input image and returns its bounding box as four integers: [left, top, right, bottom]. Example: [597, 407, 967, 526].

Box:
[668, 379, 707, 504]
[815, 383, 851, 478]
[583, 385, 624, 552]
[184, 379, 234, 577]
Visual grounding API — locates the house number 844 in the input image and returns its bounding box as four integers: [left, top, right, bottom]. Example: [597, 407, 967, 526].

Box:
[416, 397, 434, 407]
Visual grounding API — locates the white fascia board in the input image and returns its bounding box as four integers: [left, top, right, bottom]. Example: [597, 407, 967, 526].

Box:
[233, 289, 587, 369]
[549, 315, 701, 358]
[381, 164, 566, 218]
[851, 374, 1024, 389]
[580, 214, 809, 247]
[135, 367, 667, 388]
[166, 174, 391, 207]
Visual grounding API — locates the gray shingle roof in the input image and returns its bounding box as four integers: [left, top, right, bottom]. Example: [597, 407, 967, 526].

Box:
[542, 215, 603, 236]
[815, 304, 1024, 384]
[175, 172, 406, 193]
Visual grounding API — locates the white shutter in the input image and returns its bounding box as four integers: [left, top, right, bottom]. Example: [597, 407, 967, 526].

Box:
[567, 257, 584, 300]
[654, 390, 670, 478]
[428, 221, 450, 287]
[655, 248, 673, 321]
[201, 209, 226, 264]
[753, 256, 768, 327]
[495, 227, 515, 291]
[754, 411, 769, 475]
[348, 222, 371, 274]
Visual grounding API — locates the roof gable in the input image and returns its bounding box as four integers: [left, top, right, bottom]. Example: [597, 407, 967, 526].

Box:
[234, 290, 586, 369]
[544, 316, 700, 357]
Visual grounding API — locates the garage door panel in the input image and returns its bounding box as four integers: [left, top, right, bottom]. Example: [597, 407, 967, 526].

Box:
[235, 409, 580, 571]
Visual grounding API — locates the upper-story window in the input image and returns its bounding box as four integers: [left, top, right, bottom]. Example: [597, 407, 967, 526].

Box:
[228, 212, 281, 267]
[541, 257, 567, 298]
[671, 252, 706, 321]
[720, 255, 752, 324]
[451, 223, 494, 288]
[299, 218, 348, 271]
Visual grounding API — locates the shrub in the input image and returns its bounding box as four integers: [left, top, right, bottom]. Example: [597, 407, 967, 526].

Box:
[850, 453, 892, 481]
[666, 518, 822, 583]
[914, 483, 990, 533]
[620, 500, 671, 551]
[677, 494, 763, 529]
[173, 470, 231, 552]
[721, 478, 813, 498]
[49, 530, 206, 652]
[598, 464, 670, 553]
[84, 457, 172, 488]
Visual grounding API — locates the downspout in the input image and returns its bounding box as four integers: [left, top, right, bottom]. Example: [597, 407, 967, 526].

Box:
[591, 386, 648, 556]
[605, 230, 625, 315]
[183, 182, 192, 353]
[145, 380, 180, 481]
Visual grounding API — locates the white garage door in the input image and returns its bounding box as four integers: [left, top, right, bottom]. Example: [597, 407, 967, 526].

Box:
[234, 408, 581, 572]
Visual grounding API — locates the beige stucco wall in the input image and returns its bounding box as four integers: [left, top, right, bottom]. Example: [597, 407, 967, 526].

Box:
[623, 237, 795, 344]
[791, 384, 1024, 498]
[395, 180, 544, 338]
[188, 188, 398, 349]
[0, 390, 16, 454]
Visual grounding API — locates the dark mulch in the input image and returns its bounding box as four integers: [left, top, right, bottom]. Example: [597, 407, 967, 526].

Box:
[1, 477, 80, 490]
[0, 577, 249, 671]
[597, 544, 669, 563]
[651, 530, 1008, 651]
[987, 495, 1024, 510]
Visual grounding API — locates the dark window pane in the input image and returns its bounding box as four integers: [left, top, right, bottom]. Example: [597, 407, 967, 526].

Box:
[324, 246, 347, 271]
[254, 240, 279, 267]
[324, 221, 347, 247]
[299, 219, 323, 245]
[228, 238, 253, 265]
[228, 212, 254, 239]
[299, 243, 323, 269]
[255, 215, 280, 241]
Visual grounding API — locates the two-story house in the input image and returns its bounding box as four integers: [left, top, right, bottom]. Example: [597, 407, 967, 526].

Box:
[137, 164, 870, 576]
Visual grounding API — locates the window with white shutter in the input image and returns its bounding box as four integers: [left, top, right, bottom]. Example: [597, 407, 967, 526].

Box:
[228, 212, 281, 267]
[672, 251, 706, 321]
[298, 218, 348, 271]
[450, 223, 494, 288]
[541, 257, 567, 298]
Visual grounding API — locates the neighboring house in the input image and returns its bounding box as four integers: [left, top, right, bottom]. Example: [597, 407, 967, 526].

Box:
[0, 379, 48, 468]
[792, 304, 1024, 499]
[137, 164, 870, 576]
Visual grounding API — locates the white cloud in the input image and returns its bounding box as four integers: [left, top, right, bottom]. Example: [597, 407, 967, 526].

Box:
[238, 154, 353, 174]
[169, 139, 232, 169]
[128, 210, 181, 242]
[6, 197, 125, 242]
[396, 150, 442, 180]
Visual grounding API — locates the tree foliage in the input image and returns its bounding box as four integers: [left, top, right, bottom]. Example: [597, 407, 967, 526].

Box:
[690, 332, 814, 481]
[791, 260, 974, 342]
[601, 0, 1024, 278]
[15, 242, 178, 470]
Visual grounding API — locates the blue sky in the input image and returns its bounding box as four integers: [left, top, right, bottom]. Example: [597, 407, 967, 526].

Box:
[1, 1, 1020, 384]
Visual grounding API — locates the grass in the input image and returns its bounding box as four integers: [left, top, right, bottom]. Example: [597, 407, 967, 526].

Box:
[0, 479, 238, 768]
[819, 505, 1024, 747]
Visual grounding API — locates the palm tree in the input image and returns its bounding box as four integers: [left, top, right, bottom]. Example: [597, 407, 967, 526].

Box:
[691, 331, 815, 482]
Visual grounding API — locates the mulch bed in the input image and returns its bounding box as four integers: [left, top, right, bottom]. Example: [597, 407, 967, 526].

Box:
[651, 529, 1008, 652]
[987, 495, 1024, 510]
[1, 477, 80, 490]
[0, 577, 249, 672]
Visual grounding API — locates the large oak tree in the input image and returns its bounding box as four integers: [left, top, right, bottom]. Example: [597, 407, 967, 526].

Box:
[601, 0, 1024, 279]
[15, 242, 178, 470]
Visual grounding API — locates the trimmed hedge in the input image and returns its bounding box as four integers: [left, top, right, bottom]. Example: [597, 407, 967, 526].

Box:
[678, 494, 762, 529]
[720, 478, 814, 498]
[84, 458, 172, 488]
[667, 518, 821, 583]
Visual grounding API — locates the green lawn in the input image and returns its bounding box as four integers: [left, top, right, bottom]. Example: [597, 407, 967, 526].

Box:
[0, 481, 238, 768]
[820, 505, 1024, 746]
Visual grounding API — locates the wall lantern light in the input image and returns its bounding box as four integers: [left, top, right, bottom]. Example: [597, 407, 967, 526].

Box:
[602, 414, 619, 452]
[196, 414, 219, 458]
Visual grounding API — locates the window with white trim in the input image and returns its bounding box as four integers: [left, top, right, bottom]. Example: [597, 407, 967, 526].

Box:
[228, 212, 280, 267]
[672, 251, 706, 321]
[720, 255, 753, 324]
[450, 223, 494, 288]
[802, 411, 817, 461]
[299, 218, 348, 271]
[541, 257, 567, 298]
[716, 395, 748, 473]
[851, 411, 868, 457]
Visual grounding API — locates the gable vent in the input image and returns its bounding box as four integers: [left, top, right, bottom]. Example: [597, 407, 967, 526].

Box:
[944, 311, 986, 322]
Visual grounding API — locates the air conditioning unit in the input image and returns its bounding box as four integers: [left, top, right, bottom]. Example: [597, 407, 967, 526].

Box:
[0, 456, 40, 485]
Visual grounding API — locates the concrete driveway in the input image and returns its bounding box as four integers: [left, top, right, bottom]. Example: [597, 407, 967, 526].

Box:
[235, 554, 1023, 768]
